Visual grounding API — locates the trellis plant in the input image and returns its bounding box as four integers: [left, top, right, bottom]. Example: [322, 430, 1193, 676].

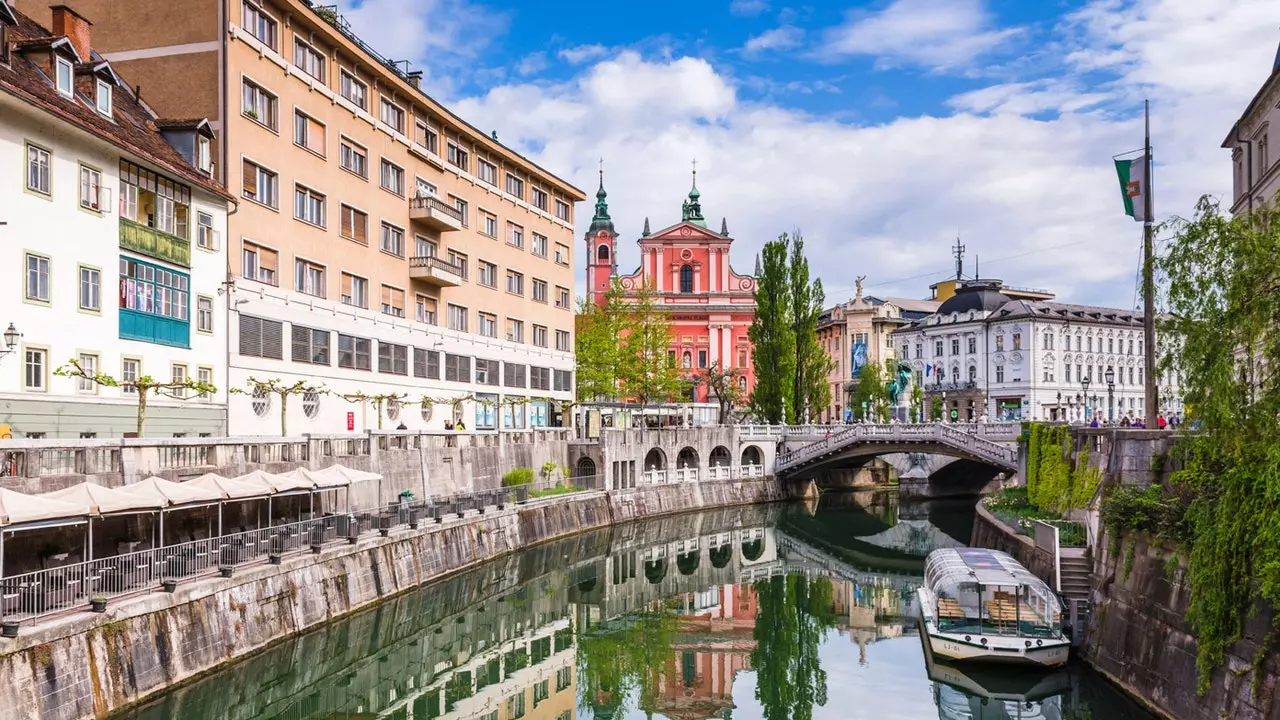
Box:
[340, 391, 409, 430]
[54, 357, 217, 436]
[230, 378, 327, 436]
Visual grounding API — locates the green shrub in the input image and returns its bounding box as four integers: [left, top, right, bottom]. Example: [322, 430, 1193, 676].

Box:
[502, 467, 534, 487]
[1099, 483, 1190, 543]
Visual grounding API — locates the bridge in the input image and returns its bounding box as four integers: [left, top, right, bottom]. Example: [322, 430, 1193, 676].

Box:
[776, 423, 1019, 477]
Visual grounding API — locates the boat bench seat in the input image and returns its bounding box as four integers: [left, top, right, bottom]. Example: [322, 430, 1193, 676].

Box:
[937, 598, 967, 618]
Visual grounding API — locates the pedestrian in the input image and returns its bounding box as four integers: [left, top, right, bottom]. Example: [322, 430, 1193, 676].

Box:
[1090, 417, 1099, 428]
[1158, 415, 1167, 429]
[455, 419, 466, 431]
[1121, 416, 1131, 428]
[396, 421, 407, 430]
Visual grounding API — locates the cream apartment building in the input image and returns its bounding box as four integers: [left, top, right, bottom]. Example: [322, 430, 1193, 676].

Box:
[20, 0, 587, 434]
[1224, 43, 1280, 214]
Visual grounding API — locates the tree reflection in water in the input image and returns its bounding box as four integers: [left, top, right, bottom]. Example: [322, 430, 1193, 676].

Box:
[752, 574, 839, 720]
[577, 606, 681, 717]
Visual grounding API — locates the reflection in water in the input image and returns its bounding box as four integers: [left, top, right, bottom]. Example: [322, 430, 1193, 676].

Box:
[113, 493, 1154, 720]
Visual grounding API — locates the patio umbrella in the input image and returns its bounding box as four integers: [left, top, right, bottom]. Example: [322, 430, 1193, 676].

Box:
[39, 483, 165, 561]
[0, 489, 87, 582]
[234, 470, 314, 526]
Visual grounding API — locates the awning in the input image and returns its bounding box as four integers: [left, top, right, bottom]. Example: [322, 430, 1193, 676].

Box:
[314, 464, 382, 485]
[235, 469, 314, 494]
[40, 482, 165, 516]
[280, 467, 342, 489]
[118, 476, 223, 507]
[0, 487, 88, 527]
[183, 473, 271, 500]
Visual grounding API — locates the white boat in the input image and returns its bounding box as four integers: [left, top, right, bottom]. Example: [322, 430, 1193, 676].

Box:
[918, 547, 1071, 667]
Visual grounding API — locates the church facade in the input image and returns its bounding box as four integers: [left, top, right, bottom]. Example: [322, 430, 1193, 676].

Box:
[586, 172, 758, 402]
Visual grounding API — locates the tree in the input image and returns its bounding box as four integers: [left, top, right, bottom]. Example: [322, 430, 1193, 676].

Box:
[700, 361, 746, 424]
[575, 282, 629, 402]
[621, 282, 687, 405]
[749, 236, 797, 422]
[1157, 195, 1280, 691]
[752, 575, 836, 720]
[847, 360, 890, 422]
[789, 234, 833, 423]
[910, 384, 925, 423]
[55, 357, 215, 436]
[341, 391, 408, 430]
[230, 377, 326, 436]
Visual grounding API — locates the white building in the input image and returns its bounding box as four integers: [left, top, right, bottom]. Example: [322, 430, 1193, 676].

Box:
[1223, 42, 1280, 214]
[893, 280, 1181, 423]
[0, 3, 230, 438]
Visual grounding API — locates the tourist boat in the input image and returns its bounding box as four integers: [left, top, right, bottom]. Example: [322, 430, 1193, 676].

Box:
[917, 548, 1070, 666]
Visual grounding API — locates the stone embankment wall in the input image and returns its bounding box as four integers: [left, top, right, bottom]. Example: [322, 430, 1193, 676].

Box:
[969, 503, 1056, 585]
[0, 478, 783, 720]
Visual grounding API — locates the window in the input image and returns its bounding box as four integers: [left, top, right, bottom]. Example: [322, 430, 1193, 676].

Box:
[241, 79, 277, 129]
[481, 212, 498, 238]
[680, 265, 694, 293]
[1043, 368, 1055, 382]
[555, 330, 570, 352]
[293, 37, 325, 82]
[339, 138, 368, 177]
[478, 312, 497, 338]
[504, 362, 527, 388]
[380, 221, 405, 257]
[1012, 333, 1022, 350]
[414, 177, 436, 199]
[554, 369, 573, 392]
[532, 279, 548, 303]
[1108, 338, 1114, 354]
[447, 304, 468, 332]
[293, 184, 326, 226]
[380, 158, 404, 195]
[969, 365, 978, 382]
[1064, 364, 1071, 382]
[507, 319, 524, 343]
[197, 367, 213, 401]
[378, 342, 409, 375]
[414, 348, 441, 379]
[556, 286, 571, 309]
[76, 353, 98, 393]
[196, 295, 213, 332]
[379, 98, 405, 134]
[26, 143, 50, 195]
[241, 241, 278, 284]
[1130, 367, 1136, 384]
[505, 173, 524, 198]
[951, 339, 960, 355]
[447, 142, 469, 171]
[967, 337, 976, 354]
[79, 165, 104, 211]
[341, 273, 368, 308]
[340, 204, 368, 243]
[24, 348, 46, 391]
[293, 110, 325, 156]
[171, 364, 189, 399]
[530, 366, 551, 391]
[78, 265, 100, 311]
[996, 365, 1005, 382]
[507, 222, 524, 249]
[696, 349, 707, 368]
[934, 340, 943, 357]
[554, 243, 569, 265]
[533, 325, 548, 348]
[1128, 338, 1134, 355]
[531, 187, 548, 211]
[414, 236, 437, 259]
[448, 250, 469, 280]
[251, 386, 271, 416]
[554, 199, 571, 222]
[380, 285, 405, 317]
[55, 56, 73, 96]
[444, 354, 471, 382]
[242, 1, 277, 49]
[475, 358, 500, 385]
[738, 348, 749, 368]
[242, 159, 278, 207]
[531, 233, 548, 258]
[414, 119, 438, 154]
[197, 136, 213, 175]
[121, 358, 139, 394]
[1044, 332, 1054, 350]
[915, 343, 922, 359]
[477, 159, 497, 185]
[95, 80, 112, 115]
[119, 258, 190, 329]
[337, 334, 372, 370]
[995, 335, 1005, 352]
[118, 160, 191, 239]
[197, 212, 216, 250]
[416, 295, 437, 324]
[478, 261, 497, 288]
[25, 253, 50, 302]
[294, 258, 325, 297]
[339, 69, 367, 109]
[238, 315, 283, 359]
[506, 270, 524, 296]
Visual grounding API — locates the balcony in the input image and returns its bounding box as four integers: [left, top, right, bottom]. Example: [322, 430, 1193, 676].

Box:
[409, 195, 463, 231]
[410, 255, 464, 287]
[119, 218, 191, 268]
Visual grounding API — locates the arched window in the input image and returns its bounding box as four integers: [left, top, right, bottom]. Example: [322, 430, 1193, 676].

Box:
[597, 244, 610, 261]
[680, 264, 694, 293]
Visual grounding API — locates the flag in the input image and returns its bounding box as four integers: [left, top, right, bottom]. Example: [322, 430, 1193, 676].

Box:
[1115, 154, 1149, 222]
[925, 364, 933, 377]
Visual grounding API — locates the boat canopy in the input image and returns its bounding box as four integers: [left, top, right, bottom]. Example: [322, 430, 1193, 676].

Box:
[925, 548, 1062, 617]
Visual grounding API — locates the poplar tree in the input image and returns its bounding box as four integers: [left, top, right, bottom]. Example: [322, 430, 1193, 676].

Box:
[790, 234, 833, 422]
[748, 236, 796, 422]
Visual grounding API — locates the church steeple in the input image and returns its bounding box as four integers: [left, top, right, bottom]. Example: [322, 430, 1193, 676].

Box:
[588, 161, 615, 234]
[680, 160, 706, 227]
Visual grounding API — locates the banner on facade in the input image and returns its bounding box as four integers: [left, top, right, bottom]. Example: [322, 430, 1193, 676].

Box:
[851, 343, 868, 378]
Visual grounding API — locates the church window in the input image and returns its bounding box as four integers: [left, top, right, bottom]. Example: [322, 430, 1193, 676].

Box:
[680, 264, 693, 293]
[597, 244, 610, 261]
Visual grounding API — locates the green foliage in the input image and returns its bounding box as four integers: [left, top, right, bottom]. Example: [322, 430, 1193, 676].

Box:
[789, 234, 833, 422]
[1158, 196, 1280, 691]
[984, 488, 1085, 545]
[910, 384, 924, 423]
[574, 282, 630, 402]
[540, 462, 559, 483]
[528, 483, 583, 498]
[699, 361, 746, 424]
[502, 467, 534, 487]
[54, 356, 217, 436]
[752, 574, 837, 720]
[847, 360, 895, 422]
[749, 235, 797, 422]
[1099, 484, 1190, 544]
[576, 609, 680, 716]
[575, 280, 685, 405]
[1022, 424, 1101, 514]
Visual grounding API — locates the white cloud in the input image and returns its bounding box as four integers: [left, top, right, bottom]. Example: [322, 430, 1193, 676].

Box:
[820, 0, 1020, 71]
[515, 52, 548, 76]
[744, 26, 804, 55]
[947, 80, 1110, 115]
[558, 44, 609, 65]
[730, 0, 769, 17]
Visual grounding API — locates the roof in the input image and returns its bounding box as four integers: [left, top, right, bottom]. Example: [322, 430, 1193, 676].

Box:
[936, 281, 1011, 316]
[0, 487, 86, 527]
[874, 296, 942, 315]
[40, 481, 164, 515]
[1222, 38, 1280, 148]
[0, 6, 229, 200]
[118, 476, 223, 506]
[925, 548, 1058, 613]
[992, 300, 1143, 325]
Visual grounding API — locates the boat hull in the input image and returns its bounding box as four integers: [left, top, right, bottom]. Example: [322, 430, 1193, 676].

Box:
[917, 589, 1070, 667]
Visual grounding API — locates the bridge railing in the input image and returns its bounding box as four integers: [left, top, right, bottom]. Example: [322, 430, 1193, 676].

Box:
[776, 422, 1019, 471]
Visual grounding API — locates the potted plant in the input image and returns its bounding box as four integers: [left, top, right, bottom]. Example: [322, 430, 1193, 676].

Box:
[161, 579, 177, 593]
[1, 621, 17, 638]
[90, 596, 107, 613]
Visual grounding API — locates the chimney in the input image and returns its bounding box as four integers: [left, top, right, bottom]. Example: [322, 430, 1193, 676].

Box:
[51, 5, 92, 62]
[406, 70, 423, 89]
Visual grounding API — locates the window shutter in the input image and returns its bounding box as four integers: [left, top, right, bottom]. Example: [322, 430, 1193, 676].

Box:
[354, 213, 367, 242]
[291, 324, 310, 362]
[239, 315, 262, 356]
[261, 248, 278, 275]
[262, 319, 283, 359]
[341, 207, 352, 238]
[243, 161, 258, 196]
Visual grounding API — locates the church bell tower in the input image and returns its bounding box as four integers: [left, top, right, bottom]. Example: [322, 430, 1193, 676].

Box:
[586, 165, 617, 307]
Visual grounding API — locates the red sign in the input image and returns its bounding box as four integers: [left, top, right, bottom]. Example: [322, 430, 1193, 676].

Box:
[346, 412, 355, 431]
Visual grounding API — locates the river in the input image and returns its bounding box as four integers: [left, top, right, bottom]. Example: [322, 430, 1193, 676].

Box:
[113, 491, 1155, 720]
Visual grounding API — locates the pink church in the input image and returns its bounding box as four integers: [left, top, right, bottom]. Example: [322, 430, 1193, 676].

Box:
[586, 171, 758, 402]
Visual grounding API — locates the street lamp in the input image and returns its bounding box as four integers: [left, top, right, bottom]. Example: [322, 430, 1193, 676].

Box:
[1081, 376, 1091, 421]
[1105, 366, 1116, 423]
[0, 323, 20, 359]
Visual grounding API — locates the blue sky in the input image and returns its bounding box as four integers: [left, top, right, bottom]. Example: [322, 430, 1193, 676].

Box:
[340, 0, 1278, 308]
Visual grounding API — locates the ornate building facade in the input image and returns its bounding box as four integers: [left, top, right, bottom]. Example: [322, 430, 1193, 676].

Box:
[587, 172, 757, 402]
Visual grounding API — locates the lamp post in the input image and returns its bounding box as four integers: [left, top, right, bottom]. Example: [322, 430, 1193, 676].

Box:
[0, 323, 20, 360]
[1105, 366, 1116, 423]
[1081, 376, 1091, 421]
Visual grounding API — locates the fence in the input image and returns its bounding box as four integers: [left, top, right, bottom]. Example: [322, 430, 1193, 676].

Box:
[640, 464, 764, 486]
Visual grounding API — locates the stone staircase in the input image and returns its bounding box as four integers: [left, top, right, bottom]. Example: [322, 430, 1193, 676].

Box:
[1059, 548, 1091, 604]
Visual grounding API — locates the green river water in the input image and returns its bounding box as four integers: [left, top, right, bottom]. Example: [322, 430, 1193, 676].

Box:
[114, 491, 1155, 720]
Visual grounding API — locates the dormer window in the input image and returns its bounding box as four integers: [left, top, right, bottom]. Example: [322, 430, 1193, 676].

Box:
[55, 56, 73, 97]
[96, 79, 111, 115]
[197, 136, 213, 175]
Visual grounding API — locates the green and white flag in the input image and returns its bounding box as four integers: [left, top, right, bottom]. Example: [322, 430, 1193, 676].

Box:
[1115, 154, 1149, 222]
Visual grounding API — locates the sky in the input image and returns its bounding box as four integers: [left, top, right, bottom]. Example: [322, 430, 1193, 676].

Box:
[337, 0, 1278, 309]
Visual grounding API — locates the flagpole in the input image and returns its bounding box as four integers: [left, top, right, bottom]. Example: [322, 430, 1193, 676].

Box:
[1142, 99, 1159, 422]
